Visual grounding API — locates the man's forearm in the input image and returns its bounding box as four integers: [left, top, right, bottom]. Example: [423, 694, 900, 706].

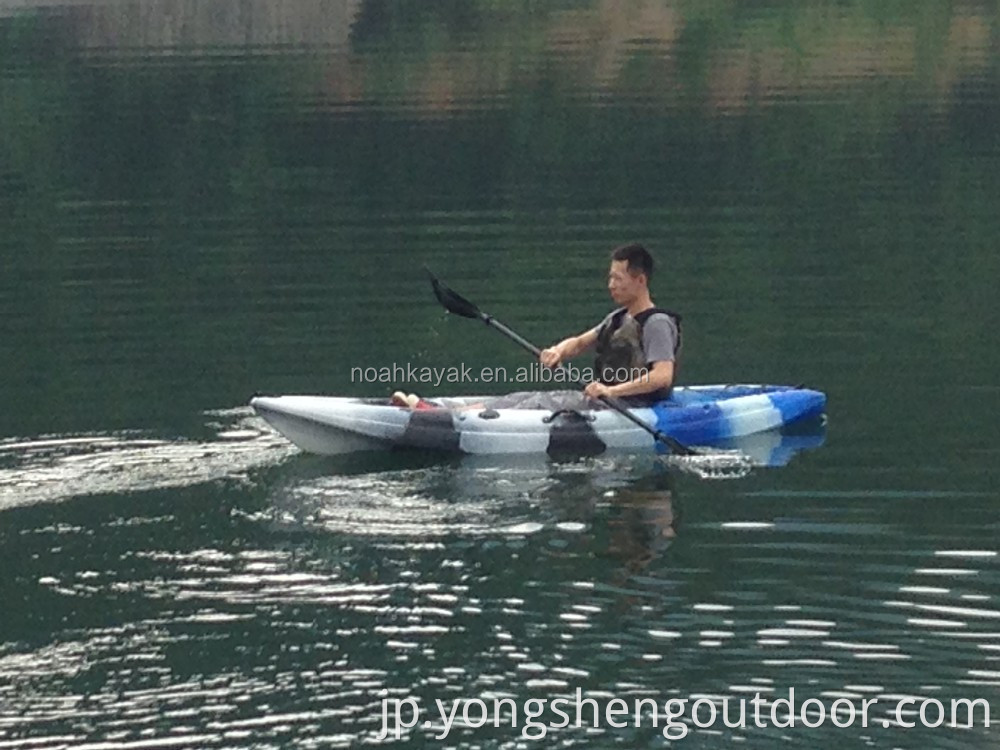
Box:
[556, 334, 588, 360]
[541, 329, 597, 368]
[607, 363, 674, 398]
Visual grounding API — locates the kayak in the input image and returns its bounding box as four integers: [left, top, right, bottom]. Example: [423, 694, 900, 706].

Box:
[250, 384, 826, 457]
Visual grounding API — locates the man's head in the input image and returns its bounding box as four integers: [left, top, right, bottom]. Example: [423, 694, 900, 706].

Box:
[608, 243, 654, 305]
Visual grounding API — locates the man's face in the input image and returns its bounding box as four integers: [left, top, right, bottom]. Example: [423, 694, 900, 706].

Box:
[607, 260, 644, 305]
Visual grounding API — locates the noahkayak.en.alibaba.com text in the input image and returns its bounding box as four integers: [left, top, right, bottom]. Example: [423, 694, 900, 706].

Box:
[350, 363, 649, 387]
[375, 688, 991, 741]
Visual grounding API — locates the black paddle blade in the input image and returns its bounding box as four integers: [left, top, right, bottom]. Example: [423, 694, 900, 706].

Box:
[425, 267, 482, 319]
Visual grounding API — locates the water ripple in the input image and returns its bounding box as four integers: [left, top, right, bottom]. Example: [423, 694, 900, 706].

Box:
[0, 409, 293, 510]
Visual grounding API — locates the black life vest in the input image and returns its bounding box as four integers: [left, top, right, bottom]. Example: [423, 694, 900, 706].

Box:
[593, 307, 682, 401]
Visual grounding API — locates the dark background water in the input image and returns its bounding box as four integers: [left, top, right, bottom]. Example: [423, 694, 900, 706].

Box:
[2, 1, 999, 747]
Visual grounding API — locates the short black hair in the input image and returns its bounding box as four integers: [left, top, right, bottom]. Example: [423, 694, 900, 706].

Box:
[611, 243, 654, 281]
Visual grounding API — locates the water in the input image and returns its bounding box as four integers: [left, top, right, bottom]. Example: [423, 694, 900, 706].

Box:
[2, 1, 999, 747]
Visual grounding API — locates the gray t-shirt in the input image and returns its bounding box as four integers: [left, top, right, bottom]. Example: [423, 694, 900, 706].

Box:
[593, 308, 679, 364]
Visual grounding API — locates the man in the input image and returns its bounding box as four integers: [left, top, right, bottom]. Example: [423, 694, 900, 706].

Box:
[539, 243, 680, 406]
[393, 243, 680, 411]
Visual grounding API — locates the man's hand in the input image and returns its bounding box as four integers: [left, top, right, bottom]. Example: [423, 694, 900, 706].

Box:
[539, 347, 562, 368]
[539, 329, 598, 369]
[584, 381, 613, 400]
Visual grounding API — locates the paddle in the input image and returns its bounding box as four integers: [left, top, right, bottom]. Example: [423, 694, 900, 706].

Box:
[426, 268, 697, 456]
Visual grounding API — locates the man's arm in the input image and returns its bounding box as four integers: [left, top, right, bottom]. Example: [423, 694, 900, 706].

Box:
[539, 328, 598, 368]
[584, 360, 674, 400]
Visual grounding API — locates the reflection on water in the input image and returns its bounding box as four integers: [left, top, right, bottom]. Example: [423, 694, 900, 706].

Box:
[598, 473, 679, 580]
[3, 433, 999, 746]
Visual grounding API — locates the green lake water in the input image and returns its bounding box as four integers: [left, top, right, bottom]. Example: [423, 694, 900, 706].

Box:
[2, 1, 1000, 747]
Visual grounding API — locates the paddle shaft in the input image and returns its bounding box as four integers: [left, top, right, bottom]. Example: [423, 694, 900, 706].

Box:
[479, 313, 695, 455]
